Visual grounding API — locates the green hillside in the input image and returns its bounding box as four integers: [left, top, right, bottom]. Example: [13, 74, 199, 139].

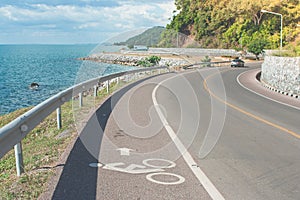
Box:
[161, 0, 300, 51]
[115, 26, 165, 48]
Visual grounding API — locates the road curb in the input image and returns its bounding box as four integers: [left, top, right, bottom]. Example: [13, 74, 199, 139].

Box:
[260, 77, 299, 99]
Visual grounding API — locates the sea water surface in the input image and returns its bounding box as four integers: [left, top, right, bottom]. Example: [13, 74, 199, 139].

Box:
[0, 44, 136, 115]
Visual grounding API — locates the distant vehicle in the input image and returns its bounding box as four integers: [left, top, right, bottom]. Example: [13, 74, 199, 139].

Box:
[231, 59, 245, 67]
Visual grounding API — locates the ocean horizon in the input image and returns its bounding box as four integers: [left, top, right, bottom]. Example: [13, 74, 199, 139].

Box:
[0, 44, 136, 115]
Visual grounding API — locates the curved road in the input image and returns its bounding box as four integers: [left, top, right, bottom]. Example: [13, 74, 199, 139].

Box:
[48, 62, 300, 200]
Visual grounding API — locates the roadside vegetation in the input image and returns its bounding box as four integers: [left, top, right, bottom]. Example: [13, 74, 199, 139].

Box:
[201, 56, 212, 67]
[273, 36, 300, 57]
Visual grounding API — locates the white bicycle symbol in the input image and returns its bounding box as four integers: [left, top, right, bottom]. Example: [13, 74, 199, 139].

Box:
[89, 158, 185, 185]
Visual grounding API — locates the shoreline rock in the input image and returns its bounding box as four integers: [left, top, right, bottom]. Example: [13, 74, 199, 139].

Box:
[79, 53, 189, 67]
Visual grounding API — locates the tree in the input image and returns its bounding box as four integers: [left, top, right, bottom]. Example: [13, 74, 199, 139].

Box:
[247, 37, 267, 60]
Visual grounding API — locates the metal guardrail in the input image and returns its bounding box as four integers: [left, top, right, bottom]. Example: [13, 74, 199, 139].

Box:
[0, 66, 168, 176]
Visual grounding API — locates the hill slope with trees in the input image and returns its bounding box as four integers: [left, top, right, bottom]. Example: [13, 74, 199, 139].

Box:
[161, 0, 300, 53]
[115, 26, 165, 48]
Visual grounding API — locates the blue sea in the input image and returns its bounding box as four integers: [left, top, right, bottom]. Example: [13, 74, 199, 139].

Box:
[0, 44, 136, 115]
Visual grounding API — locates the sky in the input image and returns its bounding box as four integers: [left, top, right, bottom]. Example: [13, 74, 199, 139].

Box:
[0, 0, 176, 44]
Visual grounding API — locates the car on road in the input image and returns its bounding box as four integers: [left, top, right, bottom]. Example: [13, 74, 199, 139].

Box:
[231, 59, 245, 67]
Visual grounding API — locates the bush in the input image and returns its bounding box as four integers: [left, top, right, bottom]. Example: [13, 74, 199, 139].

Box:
[201, 56, 211, 67]
[138, 55, 161, 67]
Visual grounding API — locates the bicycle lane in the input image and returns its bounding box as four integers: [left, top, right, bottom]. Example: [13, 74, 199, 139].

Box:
[88, 72, 213, 199]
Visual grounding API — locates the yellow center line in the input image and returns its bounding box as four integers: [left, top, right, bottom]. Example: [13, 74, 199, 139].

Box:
[203, 69, 300, 139]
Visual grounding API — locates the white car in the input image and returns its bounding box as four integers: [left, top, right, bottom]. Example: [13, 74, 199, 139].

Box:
[231, 59, 245, 67]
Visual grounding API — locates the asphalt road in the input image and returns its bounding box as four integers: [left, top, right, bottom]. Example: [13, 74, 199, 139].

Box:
[49, 62, 300, 200]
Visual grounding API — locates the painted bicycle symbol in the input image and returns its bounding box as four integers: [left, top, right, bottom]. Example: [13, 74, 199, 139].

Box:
[89, 158, 185, 185]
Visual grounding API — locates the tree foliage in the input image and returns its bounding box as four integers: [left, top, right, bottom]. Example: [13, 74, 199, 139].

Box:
[163, 0, 300, 50]
[247, 35, 267, 59]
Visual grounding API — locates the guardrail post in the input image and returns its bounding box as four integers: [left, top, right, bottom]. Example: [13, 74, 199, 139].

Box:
[56, 106, 62, 129]
[106, 80, 109, 93]
[94, 85, 98, 97]
[14, 142, 24, 176]
[116, 77, 119, 85]
[79, 92, 83, 107]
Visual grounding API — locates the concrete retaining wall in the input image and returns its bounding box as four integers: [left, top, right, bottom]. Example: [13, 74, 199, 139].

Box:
[261, 56, 300, 98]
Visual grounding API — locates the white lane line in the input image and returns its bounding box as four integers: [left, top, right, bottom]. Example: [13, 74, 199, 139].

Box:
[152, 72, 225, 200]
[237, 69, 300, 111]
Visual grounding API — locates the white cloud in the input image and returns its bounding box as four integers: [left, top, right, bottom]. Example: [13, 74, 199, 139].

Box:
[0, 2, 175, 27]
[0, 5, 19, 21]
[114, 23, 133, 29]
[0, 1, 176, 43]
[76, 22, 101, 29]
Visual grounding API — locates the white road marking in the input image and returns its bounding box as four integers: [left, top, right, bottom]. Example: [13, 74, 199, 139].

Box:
[143, 158, 176, 169]
[103, 162, 164, 174]
[89, 158, 185, 185]
[146, 172, 185, 185]
[237, 69, 300, 111]
[152, 72, 225, 200]
[116, 147, 134, 156]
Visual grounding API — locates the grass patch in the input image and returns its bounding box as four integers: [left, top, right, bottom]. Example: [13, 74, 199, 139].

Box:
[0, 101, 76, 199]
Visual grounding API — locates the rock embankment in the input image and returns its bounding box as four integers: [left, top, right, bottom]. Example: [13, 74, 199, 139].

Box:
[79, 53, 189, 67]
[261, 56, 300, 98]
